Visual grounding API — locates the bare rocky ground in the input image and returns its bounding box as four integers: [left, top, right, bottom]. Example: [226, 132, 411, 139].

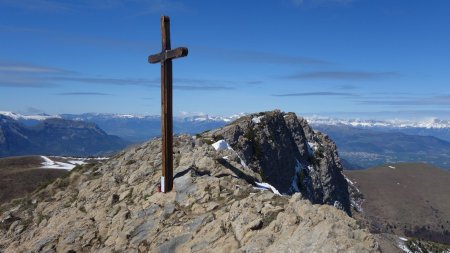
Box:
[0, 111, 380, 252]
[345, 163, 450, 252]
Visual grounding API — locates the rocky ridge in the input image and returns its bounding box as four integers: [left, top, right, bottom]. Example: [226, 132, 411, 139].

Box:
[206, 111, 351, 214]
[0, 110, 379, 252]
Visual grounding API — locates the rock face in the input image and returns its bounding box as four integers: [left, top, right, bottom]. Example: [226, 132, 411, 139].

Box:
[207, 110, 351, 214]
[0, 111, 378, 252]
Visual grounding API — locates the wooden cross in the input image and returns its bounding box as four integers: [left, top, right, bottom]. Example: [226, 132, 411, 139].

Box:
[148, 16, 188, 192]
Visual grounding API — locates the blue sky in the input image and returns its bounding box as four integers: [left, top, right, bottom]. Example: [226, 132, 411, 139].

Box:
[0, 0, 449, 119]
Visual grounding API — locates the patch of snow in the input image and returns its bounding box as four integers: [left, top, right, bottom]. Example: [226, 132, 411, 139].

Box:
[240, 158, 247, 168]
[68, 160, 86, 165]
[254, 182, 281, 196]
[41, 156, 55, 167]
[389, 165, 396, 169]
[212, 140, 232, 151]
[252, 115, 264, 124]
[212, 139, 248, 168]
[40, 156, 87, 170]
[333, 201, 344, 210]
[397, 242, 413, 253]
[345, 176, 355, 186]
[307, 142, 318, 156]
[93, 157, 109, 160]
[350, 199, 363, 212]
[399, 237, 408, 242]
[343, 174, 364, 212]
[222, 156, 229, 160]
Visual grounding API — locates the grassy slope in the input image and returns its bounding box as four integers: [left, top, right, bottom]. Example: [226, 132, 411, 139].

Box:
[0, 156, 67, 205]
[345, 163, 450, 244]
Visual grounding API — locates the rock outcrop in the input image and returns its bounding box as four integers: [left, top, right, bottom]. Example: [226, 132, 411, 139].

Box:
[0, 111, 378, 252]
[206, 110, 350, 214]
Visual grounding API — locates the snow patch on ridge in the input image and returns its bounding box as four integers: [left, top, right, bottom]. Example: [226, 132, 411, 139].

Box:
[40, 156, 82, 170]
[254, 182, 281, 196]
[397, 237, 413, 253]
[307, 142, 318, 156]
[399, 237, 408, 242]
[344, 174, 364, 212]
[38, 156, 105, 170]
[212, 139, 247, 168]
[212, 140, 232, 151]
[252, 115, 264, 124]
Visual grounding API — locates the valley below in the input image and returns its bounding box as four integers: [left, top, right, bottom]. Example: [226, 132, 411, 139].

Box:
[0, 156, 107, 205]
[345, 163, 450, 248]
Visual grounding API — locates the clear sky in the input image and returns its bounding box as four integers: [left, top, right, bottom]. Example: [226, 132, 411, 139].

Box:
[0, 0, 449, 119]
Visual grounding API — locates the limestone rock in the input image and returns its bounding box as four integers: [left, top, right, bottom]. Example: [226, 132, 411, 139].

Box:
[207, 110, 351, 214]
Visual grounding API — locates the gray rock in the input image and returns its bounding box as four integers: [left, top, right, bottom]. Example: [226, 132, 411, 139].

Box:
[208, 110, 351, 214]
[157, 234, 192, 253]
[129, 220, 157, 245]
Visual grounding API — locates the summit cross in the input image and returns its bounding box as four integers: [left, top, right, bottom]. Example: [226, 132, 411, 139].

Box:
[148, 16, 188, 192]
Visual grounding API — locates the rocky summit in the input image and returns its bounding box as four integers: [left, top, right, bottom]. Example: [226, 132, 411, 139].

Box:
[0, 110, 379, 252]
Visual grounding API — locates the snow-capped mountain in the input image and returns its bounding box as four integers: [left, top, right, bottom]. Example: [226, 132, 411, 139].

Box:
[3, 111, 448, 129]
[305, 116, 450, 129]
[0, 111, 60, 121]
[60, 112, 244, 123]
[0, 111, 244, 142]
[0, 111, 242, 123]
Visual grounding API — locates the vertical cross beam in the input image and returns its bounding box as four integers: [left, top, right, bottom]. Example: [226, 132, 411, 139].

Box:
[161, 16, 173, 193]
[148, 16, 188, 192]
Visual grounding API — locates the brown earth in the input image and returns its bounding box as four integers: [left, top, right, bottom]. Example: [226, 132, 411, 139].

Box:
[344, 163, 450, 245]
[0, 156, 67, 205]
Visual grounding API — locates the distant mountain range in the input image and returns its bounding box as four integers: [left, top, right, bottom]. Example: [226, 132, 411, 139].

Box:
[60, 113, 241, 142]
[1, 111, 449, 169]
[307, 116, 450, 142]
[306, 116, 450, 129]
[0, 114, 128, 158]
[0, 111, 241, 142]
[313, 124, 450, 170]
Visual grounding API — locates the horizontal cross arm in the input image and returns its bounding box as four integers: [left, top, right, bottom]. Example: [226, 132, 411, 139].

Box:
[148, 47, 188, 64]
